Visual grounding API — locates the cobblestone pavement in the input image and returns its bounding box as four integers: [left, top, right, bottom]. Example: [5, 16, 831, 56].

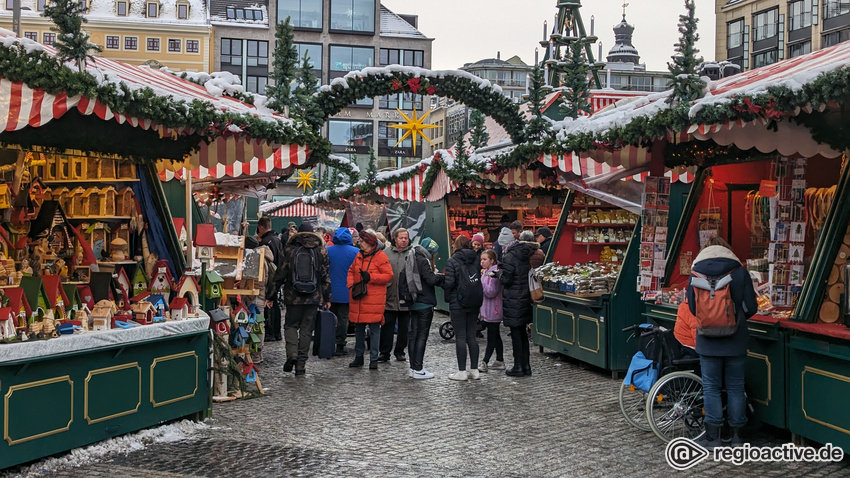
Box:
[15, 312, 850, 477]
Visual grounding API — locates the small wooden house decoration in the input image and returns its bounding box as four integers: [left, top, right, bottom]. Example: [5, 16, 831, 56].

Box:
[194, 224, 217, 262]
[116, 187, 135, 217]
[70, 155, 86, 180]
[91, 299, 116, 331]
[0, 184, 11, 209]
[87, 157, 116, 180]
[169, 297, 189, 321]
[84, 222, 110, 261]
[100, 159, 116, 179]
[69, 187, 86, 217]
[132, 301, 156, 325]
[174, 274, 201, 313]
[58, 154, 71, 179]
[132, 264, 148, 297]
[117, 161, 136, 179]
[76, 284, 95, 311]
[115, 267, 132, 299]
[247, 303, 264, 323]
[100, 186, 117, 216]
[40, 275, 68, 321]
[0, 307, 16, 340]
[4, 287, 32, 328]
[44, 155, 59, 181]
[62, 283, 83, 321]
[20, 276, 50, 322]
[150, 260, 174, 295]
[113, 223, 131, 247]
[208, 308, 230, 335]
[232, 303, 250, 326]
[144, 293, 169, 318]
[84, 187, 101, 216]
[205, 270, 224, 299]
[173, 218, 188, 251]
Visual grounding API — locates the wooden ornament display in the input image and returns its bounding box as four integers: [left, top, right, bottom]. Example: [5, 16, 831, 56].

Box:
[829, 265, 840, 285]
[837, 244, 850, 265]
[829, 283, 844, 303]
[820, 300, 840, 323]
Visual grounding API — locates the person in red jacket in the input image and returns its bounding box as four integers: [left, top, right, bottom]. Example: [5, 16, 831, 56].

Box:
[347, 231, 394, 370]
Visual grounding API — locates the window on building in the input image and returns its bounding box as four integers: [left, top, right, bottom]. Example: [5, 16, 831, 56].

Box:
[245, 75, 268, 94]
[221, 39, 242, 65]
[629, 76, 652, 92]
[226, 7, 262, 20]
[825, 0, 850, 19]
[378, 121, 416, 157]
[146, 38, 160, 51]
[24, 32, 37, 41]
[329, 45, 373, 73]
[823, 28, 850, 46]
[177, 2, 189, 19]
[168, 39, 181, 52]
[116, 0, 127, 15]
[125, 36, 138, 50]
[330, 0, 374, 32]
[186, 40, 199, 53]
[789, 0, 813, 30]
[727, 19, 744, 48]
[106, 35, 119, 49]
[4, 0, 12, 9]
[379, 48, 424, 67]
[246, 40, 268, 66]
[293, 42, 322, 83]
[753, 8, 778, 41]
[146, 2, 158, 17]
[278, 0, 322, 28]
[753, 49, 778, 68]
[328, 120, 373, 154]
[37, 0, 46, 10]
[379, 93, 422, 110]
[789, 41, 812, 57]
[42, 33, 55, 45]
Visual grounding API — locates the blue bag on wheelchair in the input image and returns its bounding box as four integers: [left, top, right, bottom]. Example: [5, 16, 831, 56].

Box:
[623, 351, 659, 393]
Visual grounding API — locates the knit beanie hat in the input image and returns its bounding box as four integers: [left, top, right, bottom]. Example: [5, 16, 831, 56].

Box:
[298, 223, 314, 232]
[497, 227, 514, 246]
[421, 237, 439, 254]
[472, 233, 485, 244]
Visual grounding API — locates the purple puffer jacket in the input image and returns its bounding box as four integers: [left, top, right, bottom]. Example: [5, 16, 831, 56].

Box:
[479, 265, 503, 323]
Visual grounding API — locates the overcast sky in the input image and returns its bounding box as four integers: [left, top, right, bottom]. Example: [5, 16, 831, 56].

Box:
[380, 0, 717, 72]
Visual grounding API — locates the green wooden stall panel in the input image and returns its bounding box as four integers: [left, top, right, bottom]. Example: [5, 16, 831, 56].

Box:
[85, 363, 142, 425]
[745, 323, 786, 429]
[788, 335, 850, 452]
[150, 351, 200, 408]
[423, 200, 450, 311]
[555, 310, 576, 351]
[4, 376, 73, 446]
[533, 303, 556, 351]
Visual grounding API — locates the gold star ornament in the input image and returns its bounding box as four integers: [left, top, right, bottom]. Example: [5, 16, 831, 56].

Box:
[389, 107, 439, 156]
[294, 169, 317, 192]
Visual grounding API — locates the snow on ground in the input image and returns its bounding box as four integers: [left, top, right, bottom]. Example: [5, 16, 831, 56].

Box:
[1, 420, 208, 478]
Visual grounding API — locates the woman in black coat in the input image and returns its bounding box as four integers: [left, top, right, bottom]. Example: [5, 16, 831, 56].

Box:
[441, 235, 483, 381]
[499, 231, 540, 377]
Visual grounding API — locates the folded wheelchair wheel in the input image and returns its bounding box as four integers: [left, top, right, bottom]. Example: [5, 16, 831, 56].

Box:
[619, 381, 651, 431]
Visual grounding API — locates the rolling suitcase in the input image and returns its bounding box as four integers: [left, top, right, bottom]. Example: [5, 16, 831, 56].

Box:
[313, 308, 337, 359]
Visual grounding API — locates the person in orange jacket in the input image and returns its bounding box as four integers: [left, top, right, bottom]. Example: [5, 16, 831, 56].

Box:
[347, 231, 394, 370]
[674, 298, 697, 350]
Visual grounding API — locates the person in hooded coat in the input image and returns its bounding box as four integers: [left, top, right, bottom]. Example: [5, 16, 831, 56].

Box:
[280, 223, 331, 376]
[257, 216, 284, 341]
[500, 230, 539, 377]
[441, 235, 483, 381]
[347, 231, 394, 369]
[405, 237, 444, 379]
[327, 227, 360, 356]
[493, 227, 514, 263]
[686, 237, 757, 449]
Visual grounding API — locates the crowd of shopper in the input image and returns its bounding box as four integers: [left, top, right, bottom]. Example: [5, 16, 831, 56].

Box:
[256, 218, 544, 379]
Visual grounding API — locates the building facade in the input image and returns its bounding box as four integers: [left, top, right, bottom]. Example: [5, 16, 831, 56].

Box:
[459, 54, 532, 104]
[715, 0, 848, 70]
[599, 15, 669, 92]
[0, 0, 212, 72]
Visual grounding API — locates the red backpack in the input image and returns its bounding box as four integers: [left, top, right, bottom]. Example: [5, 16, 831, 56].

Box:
[690, 269, 739, 337]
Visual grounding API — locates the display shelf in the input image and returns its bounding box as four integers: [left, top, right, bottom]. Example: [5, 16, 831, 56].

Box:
[565, 223, 635, 228]
[42, 179, 139, 184]
[66, 216, 132, 220]
[574, 242, 630, 246]
[571, 204, 619, 209]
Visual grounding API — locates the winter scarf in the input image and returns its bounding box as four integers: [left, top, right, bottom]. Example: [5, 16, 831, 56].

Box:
[404, 245, 425, 302]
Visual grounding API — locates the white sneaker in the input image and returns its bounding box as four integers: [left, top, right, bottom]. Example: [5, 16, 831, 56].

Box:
[491, 360, 506, 370]
[448, 370, 468, 381]
[412, 368, 435, 379]
[468, 369, 481, 380]
[408, 368, 414, 378]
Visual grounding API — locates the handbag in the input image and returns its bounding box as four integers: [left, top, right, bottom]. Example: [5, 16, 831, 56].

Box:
[351, 254, 375, 300]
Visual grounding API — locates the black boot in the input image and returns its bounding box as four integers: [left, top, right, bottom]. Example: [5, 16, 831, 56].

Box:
[335, 344, 348, 356]
[506, 364, 525, 377]
[696, 423, 722, 451]
[349, 355, 364, 368]
[730, 426, 744, 447]
[369, 361, 378, 370]
[522, 365, 532, 376]
[283, 357, 296, 372]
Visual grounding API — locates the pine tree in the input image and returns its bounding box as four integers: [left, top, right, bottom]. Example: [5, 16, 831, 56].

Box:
[292, 53, 324, 129]
[266, 17, 299, 113]
[43, 0, 101, 72]
[559, 41, 592, 119]
[526, 66, 549, 140]
[367, 148, 378, 183]
[666, 0, 705, 105]
[468, 109, 489, 150]
[454, 134, 469, 167]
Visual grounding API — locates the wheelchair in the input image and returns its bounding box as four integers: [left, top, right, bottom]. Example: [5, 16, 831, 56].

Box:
[619, 323, 704, 442]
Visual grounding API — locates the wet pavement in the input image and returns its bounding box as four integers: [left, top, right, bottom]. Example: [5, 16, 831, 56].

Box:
[9, 311, 850, 477]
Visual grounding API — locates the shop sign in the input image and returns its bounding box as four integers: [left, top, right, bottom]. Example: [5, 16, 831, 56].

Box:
[460, 196, 487, 205]
[378, 146, 417, 157]
[501, 196, 539, 209]
[759, 180, 777, 197]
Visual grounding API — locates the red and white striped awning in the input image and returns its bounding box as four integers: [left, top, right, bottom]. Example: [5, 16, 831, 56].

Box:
[157, 145, 309, 181]
[0, 32, 308, 172]
[269, 202, 322, 217]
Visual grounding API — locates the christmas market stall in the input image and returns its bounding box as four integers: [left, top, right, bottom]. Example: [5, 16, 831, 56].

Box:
[0, 26, 317, 469]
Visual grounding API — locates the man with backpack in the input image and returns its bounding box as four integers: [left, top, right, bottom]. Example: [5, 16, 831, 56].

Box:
[280, 223, 331, 376]
[257, 216, 284, 341]
[686, 237, 757, 450]
[441, 235, 484, 380]
[378, 228, 415, 363]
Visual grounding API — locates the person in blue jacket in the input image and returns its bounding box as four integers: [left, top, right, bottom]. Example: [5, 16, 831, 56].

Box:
[327, 227, 360, 356]
[686, 237, 757, 450]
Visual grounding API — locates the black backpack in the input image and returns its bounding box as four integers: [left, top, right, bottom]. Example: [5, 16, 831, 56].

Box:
[455, 261, 484, 309]
[291, 246, 318, 294]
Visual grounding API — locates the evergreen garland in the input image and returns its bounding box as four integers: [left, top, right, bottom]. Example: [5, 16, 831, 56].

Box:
[468, 109, 489, 149]
[42, 0, 101, 72]
[666, 0, 705, 105]
[559, 41, 593, 119]
[266, 17, 298, 113]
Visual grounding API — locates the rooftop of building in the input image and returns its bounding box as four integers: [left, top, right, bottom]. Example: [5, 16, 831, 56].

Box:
[380, 5, 429, 39]
[461, 54, 530, 70]
[209, 0, 268, 26]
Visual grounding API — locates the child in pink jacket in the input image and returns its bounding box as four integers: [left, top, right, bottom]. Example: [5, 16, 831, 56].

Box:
[479, 249, 505, 372]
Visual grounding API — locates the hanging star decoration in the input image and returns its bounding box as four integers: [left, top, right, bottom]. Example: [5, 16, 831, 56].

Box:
[294, 169, 318, 192]
[389, 107, 438, 156]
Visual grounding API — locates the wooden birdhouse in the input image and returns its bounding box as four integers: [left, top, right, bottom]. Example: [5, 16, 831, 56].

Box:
[70, 156, 86, 180]
[194, 224, 217, 262]
[85, 222, 110, 261]
[40, 275, 68, 321]
[205, 270, 224, 299]
[131, 301, 156, 325]
[116, 187, 135, 217]
[84, 187, 100, 216]
[3, 287, 32, 328]
[0, 184, 11, 209]
[68, 187, 86, 217]
[100, 159, 116, 180]
[208, 308, 230, 335]
[87, 157, 115, 180]
[44, 155, 58, 181]
[44, 187, 69, 210]
[91, 299, 116, 331]
[247, 303, 264, 324]
[113, 223, 131, 245]
[150, 260, 174, 295]
[117, 161, 136, 180]
[143, 293, 169, 319]
[76, 284, 95, 310]
[20, 276, 50, 323]
[57, 154, 71, 180]
[169, 297, 190, 321]
[131, 265, 148, 297]
[232, 303, 250, 325]
[114, 267, 131, 299]
[62, 283, 83, 320]
[0, 307, 16, 340]
[100, 186, 117, 216]
[174, 274, 201, 313]
[173, 218, 188, 251]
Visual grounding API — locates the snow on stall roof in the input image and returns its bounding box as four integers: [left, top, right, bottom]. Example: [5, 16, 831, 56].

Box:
[320, 65, 503, 95]
[380, 5, 428, 38]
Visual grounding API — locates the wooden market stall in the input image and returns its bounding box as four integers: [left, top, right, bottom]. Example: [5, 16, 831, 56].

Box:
[0, 30, 313, 469]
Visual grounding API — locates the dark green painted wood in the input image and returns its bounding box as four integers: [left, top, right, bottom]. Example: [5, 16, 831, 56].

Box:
[746, 322, 787, 429]
[664, 168, 709, 282]
[423, 200, 450, 311]
[161, 179, 186, 221]
[142, 163, 186, 272]
[85, 365, 142, 424]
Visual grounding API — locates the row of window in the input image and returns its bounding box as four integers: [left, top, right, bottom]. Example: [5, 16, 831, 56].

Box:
[729, 0, 850, 48]
[225, 7, 262, 21]
[23, 31, 54, 45]
[9, 0, 192, 19]
[328, 119, 436, 156]
[279, 0, 375, 32]
[105, 35, 199, 53]
[729, 32, 840, 69]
